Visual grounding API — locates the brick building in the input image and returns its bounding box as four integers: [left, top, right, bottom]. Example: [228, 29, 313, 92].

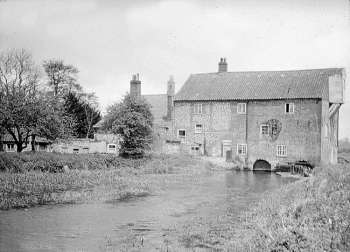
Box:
[173, 58, 345, 170]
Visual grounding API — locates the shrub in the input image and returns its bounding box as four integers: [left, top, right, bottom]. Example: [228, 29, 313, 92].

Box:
[103, 94, 153, 158]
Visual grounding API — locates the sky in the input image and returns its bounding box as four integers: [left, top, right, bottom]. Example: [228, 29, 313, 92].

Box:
[0, 0, 350, 137]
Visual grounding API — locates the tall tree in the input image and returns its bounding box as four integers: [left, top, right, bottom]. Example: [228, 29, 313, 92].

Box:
[0, 49, 43, 152]
[0, 50, 77, 152]
[103, 94, 153, 157]
[43, 59, 81, 97]
[80, 92, 101, 138]
[63, 92, 101, 138]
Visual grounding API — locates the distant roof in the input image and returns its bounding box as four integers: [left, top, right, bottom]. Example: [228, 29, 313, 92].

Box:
[2, 134, 51, 143]
[175, 68, 344, 101]
[142, 94, 168, 124]
[93, 119, 104, 128]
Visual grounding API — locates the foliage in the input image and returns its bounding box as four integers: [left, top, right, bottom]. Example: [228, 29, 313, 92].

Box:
[0, 49, 44, 152]
[104, 94, 153, 157]
[63, 92, 101, 138]
[43, 59, 81, 97]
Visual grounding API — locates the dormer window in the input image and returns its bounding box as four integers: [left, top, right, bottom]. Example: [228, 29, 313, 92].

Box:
[285, 103, 294, 114]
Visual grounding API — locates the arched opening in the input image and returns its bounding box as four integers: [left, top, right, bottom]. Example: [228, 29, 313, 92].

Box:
[253, 159, 271, 171]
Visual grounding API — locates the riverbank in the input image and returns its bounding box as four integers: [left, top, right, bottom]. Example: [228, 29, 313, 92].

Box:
[181, 162, 350, 251]
[0, 153, 209, 210]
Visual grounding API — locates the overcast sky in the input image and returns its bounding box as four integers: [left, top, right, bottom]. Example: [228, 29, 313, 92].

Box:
[1, 0, 350, 137]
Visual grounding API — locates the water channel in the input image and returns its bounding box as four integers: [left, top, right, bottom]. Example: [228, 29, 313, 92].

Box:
[0, 171, 296, 251]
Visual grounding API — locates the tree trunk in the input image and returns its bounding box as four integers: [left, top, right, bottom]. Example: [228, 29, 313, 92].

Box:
[31, 134, 36, 152]
[0, 134, 3, 152]
[16, 142, 23, 152]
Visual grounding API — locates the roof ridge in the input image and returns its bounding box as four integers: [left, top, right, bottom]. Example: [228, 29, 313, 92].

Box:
[191, 67, 344, 75]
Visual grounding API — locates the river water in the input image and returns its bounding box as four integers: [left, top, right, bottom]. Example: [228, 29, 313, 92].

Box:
[0, 171, 295, 251]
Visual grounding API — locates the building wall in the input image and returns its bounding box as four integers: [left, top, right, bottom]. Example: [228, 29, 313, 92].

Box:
[174, 98, 325, 169]
[51, 135, 120, 154]
[246, 99, 322, 168]
[2, 142, 51, 152]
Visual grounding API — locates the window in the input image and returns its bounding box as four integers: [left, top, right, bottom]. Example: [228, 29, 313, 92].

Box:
[193, 104, 203, 114]
[237, 144, 247, 155]
[285, 103, 294, 114]
[195, 124, 203, 133]
[178, 129, 186, 138]
[237, 103, 246, 114]
[39, 145, 47, 151]
[108, 144, 116, 149]
[260, 124, 269, 135]
[6, 143, 15, 152]
[276, 145, 287, 157]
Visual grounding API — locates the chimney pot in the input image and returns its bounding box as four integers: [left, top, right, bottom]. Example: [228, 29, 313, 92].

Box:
[218, 57, 228, 73]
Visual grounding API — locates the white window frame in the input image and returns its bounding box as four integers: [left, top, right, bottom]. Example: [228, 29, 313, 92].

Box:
[237, 144, 247, 155]
[108, 144, 116, 149]
[6, 143, 15, 152]
[260, 124, 269, 135]
[194, 124, 203, 134]
[276, 145, 287, 157]
[237, 103, 246, 114]
[177, 129, 186, 139]
[193, 104, 203, 114]
[285, 103, 294, 114]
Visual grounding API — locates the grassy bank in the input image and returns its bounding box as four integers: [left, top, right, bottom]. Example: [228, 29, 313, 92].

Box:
[0, 153, 202, 210]
[181, 163, 350, 251]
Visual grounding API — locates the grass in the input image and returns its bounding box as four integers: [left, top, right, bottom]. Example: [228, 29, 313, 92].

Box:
[180, 162, 350, 251]
[0, 153, 203, 210]
[0, 152, 148, 172]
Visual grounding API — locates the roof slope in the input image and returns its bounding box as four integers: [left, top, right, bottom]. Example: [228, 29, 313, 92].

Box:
[175, 68, 343, 101]
[142, 94, 167, 124]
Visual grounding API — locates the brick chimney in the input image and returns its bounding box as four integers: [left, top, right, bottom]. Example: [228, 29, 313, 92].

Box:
[166, 76, 175, 120]
[130, 73, 141, 99]
[218, 58, 227, 72]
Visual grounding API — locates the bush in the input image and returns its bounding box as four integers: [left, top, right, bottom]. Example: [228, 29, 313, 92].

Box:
[103, 94, 153, 157]
[0, 152, 142, 173]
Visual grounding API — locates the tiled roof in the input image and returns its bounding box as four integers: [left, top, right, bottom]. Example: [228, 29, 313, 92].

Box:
[142, 94, 168, 124]
[175, 68, 344, 101]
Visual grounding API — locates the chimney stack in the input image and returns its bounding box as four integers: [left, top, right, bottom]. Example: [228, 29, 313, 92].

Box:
[166, 76, 175, 120]
[218, 58, 227, 72]
[130, 73, 141, 100]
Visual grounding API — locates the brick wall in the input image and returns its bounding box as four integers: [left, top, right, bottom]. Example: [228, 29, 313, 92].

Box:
[174, 98, 326, 169]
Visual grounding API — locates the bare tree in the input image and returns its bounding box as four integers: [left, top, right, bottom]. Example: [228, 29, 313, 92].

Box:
[0, 49, 42, 152]
[43, 59, 81, 96]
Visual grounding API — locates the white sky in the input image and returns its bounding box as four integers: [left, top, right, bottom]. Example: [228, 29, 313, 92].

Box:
[1, 0, 350, 137]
